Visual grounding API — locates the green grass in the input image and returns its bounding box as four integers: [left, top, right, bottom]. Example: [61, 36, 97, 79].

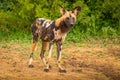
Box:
[0, 29, 120, 47]
[0, 43, 8, 48]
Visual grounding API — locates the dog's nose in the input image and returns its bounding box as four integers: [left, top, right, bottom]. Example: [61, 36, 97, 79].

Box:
[70, 24, 74, 27]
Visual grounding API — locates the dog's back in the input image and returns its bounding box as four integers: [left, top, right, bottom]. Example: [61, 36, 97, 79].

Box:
[31, 18, 55, 41]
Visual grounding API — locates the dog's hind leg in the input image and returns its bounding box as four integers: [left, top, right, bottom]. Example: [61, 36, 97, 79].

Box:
[40, 41, 49, 72]
[29, 34, 38, 68]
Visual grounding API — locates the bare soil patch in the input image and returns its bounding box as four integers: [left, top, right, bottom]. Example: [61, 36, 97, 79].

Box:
[0, 43, 120, 80]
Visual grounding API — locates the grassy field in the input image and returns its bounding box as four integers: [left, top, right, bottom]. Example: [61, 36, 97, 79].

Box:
[0, 39, 120, 80]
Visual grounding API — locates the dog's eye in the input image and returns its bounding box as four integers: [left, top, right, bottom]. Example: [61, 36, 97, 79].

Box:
[66, 17, 69, 20]
[72, 17, 75, 20]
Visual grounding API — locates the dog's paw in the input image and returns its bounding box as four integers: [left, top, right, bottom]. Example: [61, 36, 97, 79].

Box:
[49, 65, 52, 69]
[59, 69, 67, 73]
[28, 64, 34, 68]
[44, 68, 49, 72]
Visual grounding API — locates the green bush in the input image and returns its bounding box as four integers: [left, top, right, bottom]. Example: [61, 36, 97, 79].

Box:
[0, 0, 120, 43]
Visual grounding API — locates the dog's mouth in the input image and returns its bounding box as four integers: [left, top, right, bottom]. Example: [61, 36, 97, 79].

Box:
[69, 24, 74, 27]
[64, 22, 74, 28]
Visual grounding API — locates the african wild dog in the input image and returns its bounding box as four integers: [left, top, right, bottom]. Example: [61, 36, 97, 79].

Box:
[29, 5, 81, 72]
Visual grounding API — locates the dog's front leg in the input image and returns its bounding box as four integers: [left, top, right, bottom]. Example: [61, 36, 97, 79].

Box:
[45, 42, 53, 70]
[56, 41, 66, 73]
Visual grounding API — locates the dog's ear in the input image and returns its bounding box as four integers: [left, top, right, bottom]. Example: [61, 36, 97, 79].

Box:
[59, 5, 66, 15]
[72, 6, 81, 16]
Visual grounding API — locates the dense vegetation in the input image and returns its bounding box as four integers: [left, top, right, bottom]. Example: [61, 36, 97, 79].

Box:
[0, 0, 120, 43]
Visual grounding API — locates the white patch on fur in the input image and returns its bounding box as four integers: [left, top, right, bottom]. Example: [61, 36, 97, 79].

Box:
[46, 21, 54, 28]
[29, 58, 33, 65]
[42, 20, 48, 27]
[37, 18, 45, 21]
[42, 20, 54, 28]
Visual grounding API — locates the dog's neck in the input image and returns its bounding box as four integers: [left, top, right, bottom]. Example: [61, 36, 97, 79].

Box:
[55, 17, 71, 33]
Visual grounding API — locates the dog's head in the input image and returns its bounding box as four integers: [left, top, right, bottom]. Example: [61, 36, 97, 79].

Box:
[59, 5, 81, 28]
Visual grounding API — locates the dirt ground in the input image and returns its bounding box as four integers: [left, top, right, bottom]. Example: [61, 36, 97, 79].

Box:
[0, 42, 120, 80]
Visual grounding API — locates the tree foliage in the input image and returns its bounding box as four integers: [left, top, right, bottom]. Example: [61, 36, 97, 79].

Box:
[0, 0, 120, 41]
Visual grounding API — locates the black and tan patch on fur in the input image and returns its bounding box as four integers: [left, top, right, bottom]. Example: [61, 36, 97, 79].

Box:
[29, 5, 81, 73]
